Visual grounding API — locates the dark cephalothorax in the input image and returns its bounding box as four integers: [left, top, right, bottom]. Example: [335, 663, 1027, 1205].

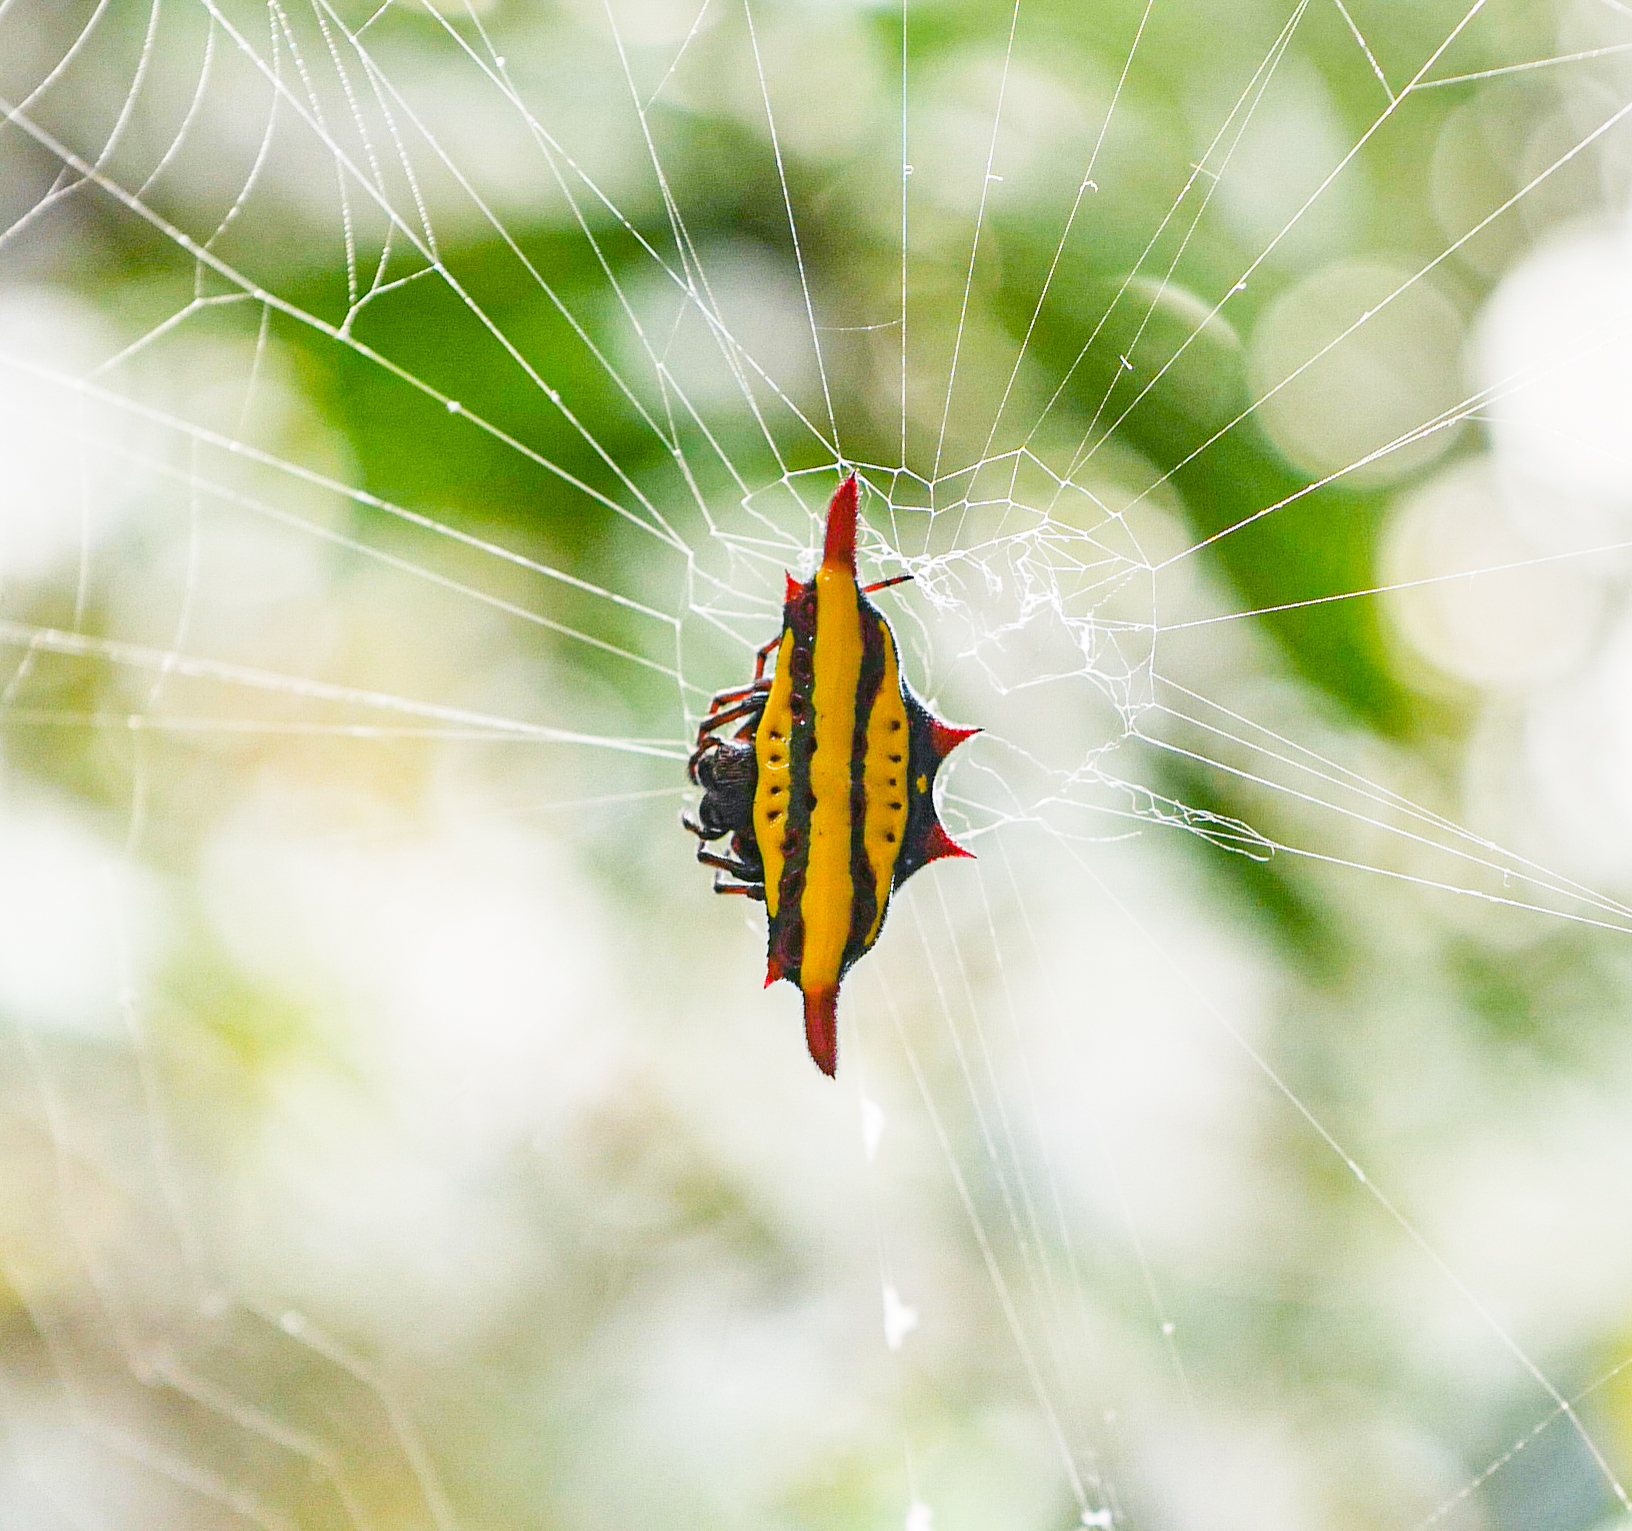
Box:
[683, 722, 765, 895]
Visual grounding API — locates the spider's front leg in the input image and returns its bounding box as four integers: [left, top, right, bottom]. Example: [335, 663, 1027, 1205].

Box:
[696, 847, 760, 881]
[693, 694, 767, 749]
[707, 677, 771, 711]
[711, 873, 766, 900]
[752, 633, 782, 680]
[681, 810, 725, 843]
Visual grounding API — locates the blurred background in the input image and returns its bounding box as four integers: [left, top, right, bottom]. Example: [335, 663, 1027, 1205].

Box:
[5, 0, 1632, 1526]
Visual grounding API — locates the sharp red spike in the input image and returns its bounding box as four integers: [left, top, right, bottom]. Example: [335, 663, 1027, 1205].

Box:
[784, 572, 802, 604]
[802, 987, 839, 1077]
[923, 820, 975, 863]
[765, 954, 784, 989]
[929, 719, 981, 759]
[821, 474, 859, 573]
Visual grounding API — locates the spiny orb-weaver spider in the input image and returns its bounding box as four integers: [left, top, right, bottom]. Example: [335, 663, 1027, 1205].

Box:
[683, 474, 978, 1077]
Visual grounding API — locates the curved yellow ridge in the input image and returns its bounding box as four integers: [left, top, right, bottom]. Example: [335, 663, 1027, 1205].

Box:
[861, 621, 909, 945]
[799, 565, 863, 994]
[752, 631, 796, 917]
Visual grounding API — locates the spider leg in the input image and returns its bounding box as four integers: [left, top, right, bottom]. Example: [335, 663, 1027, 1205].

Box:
[681, 811, 727, 843]
[712, 874, 766, 900]
[863, 573, 913, 595]
[693, 696, 765, 749]
[696, 847, 761, 880]
[752, 635, 782, 680]
[707, 679, 770, 710]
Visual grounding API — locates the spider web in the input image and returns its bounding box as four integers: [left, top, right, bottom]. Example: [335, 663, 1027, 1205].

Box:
[5, 0, 1632, 1525]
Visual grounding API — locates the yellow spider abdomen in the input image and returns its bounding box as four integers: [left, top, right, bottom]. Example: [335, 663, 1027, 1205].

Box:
[862, 625, 910, 944]
[753, 632, 796, 917]
[799, 562, 864, 996]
